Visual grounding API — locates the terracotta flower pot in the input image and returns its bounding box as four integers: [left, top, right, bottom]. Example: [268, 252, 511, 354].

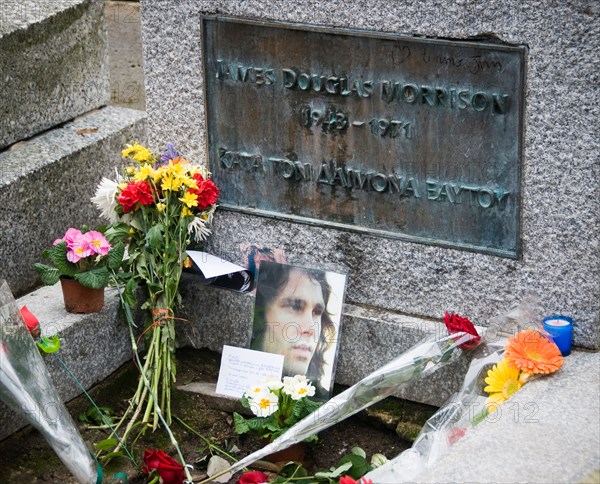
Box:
[59, 277, 104, 314]
[262, 441, 306, 464]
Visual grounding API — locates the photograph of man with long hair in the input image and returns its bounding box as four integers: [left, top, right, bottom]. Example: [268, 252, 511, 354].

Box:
[250, 261, 345, 399]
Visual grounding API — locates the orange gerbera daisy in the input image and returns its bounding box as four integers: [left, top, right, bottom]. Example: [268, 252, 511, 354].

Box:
[504, 329, 563, 374]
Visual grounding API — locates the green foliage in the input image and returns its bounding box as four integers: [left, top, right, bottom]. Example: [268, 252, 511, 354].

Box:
[107, 242, 125, 270]
[74, 266, 110, 289]
[79, 406, 116, 426]
[34, 263, 60, 286]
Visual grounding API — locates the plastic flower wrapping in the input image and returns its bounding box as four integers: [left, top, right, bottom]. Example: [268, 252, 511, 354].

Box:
[215, 328, 480, 481]
[0, 281, 97, 483]
[365, 299, 564, 483]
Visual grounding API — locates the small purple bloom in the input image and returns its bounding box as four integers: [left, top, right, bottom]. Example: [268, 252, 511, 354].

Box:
[158, 144, 180, 166]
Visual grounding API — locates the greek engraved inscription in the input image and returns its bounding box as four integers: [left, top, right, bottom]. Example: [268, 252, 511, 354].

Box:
[204, 18, 524, 256]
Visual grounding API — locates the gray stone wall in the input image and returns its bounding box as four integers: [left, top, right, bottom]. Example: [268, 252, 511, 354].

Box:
[139, 0, 599, 354]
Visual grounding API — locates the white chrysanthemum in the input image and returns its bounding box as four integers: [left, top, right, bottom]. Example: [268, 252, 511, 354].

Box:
[91, 177, 120, 223]
[248, 391, 278, 417]
[188, 205, 216, 242]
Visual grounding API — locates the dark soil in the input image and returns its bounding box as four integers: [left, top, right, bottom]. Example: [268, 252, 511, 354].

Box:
[0, 348, 436, 483]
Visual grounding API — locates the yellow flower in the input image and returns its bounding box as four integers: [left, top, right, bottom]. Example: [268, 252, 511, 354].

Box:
[179, 191, 198, 208]
[166, 160, 186, 176]
[134, 164, 155, 181]
[156, 202, 166, 212]
[122, 142, 151, 162]
[126, 166, 135, 175]
[161, 174, 183, 192]
[133, 147, 153, 163]
[182, 207, 193, 217]
[181, 175, 197, 189]
[118, 182, 128, 190]
[484, 359, 528, 413]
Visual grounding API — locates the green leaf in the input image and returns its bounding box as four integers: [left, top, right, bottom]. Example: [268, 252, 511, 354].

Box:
[105, 223, 132, 244]
[50, 242, 77, 277]
[233, 413, 250, 435]
[145, 224, 165, 250]
[246, 416, 269, 434]
[107, 241, 125, 270]
[315, 461, 353, 478]
[336, 454, 372, 479]
[95, 438, 117, 452]
[351, 447, 367, 459]
[122, 277, 138, 308]
[75, 267, 110, 289]
[34, 263, 60, 286]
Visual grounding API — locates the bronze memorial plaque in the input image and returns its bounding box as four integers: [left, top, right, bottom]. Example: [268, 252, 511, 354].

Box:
[201, 16, 526, 258]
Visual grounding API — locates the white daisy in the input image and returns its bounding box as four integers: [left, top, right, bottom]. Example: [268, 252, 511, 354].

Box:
[248, 391, 278, 417]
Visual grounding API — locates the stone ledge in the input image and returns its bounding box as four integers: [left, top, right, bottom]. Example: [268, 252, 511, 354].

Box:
[0, 105, 147, 297]
[0, 283, 131, 441]
[416, 350, 600, 484]
[0, 0, 110, 148]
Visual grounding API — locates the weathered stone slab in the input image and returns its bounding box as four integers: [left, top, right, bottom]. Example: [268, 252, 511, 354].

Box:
[0, 0, 110, 148]
[416, 351, 600, 484]
[140, 1, 599, 352]
[0, 106, 147, 297]
[0, 284, 130, 441]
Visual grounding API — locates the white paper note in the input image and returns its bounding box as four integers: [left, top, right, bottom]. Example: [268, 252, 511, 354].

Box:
[215, 346, 284, 398]
[187, 250, 246, 278]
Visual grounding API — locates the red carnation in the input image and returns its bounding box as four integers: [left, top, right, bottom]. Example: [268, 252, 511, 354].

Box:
[237, 470, 270, 484]
[190, 178, 219, 210]
[117, 180, 154, 213]
[142, 449, 185, 484]
[443, 312, 481, 349]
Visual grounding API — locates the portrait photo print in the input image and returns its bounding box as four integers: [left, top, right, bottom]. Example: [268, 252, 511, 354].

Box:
[250, 261, 346, 400]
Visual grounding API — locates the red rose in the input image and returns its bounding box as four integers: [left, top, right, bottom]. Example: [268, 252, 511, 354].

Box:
[117, 180, 154, 213]
[443, 312, 481, 349]
[20, 306, 40, 338]
[189, 178, 219, 210]
[339, 477, 373, 484]
[448, 426, 466, 445]
[237, 470, 270, 484]
[142, 449, 185, 484]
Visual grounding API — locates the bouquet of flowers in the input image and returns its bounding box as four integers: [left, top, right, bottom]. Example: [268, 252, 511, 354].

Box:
[34, 226, 122, 289]
[366, 304, 564, 483]
[92, 142, 219, 433]
[234, 375, 322, 443]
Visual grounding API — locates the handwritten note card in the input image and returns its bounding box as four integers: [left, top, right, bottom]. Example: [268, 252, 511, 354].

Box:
[215, 345, 284, 398]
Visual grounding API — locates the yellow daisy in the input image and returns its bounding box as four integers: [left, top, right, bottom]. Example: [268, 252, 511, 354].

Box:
[133, 164, 155, 182]
[483, 359, 528, 413]
[179, 191, 198, 208]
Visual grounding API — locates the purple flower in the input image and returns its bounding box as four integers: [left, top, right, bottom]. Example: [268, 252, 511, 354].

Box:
[158, 144, 180, 166]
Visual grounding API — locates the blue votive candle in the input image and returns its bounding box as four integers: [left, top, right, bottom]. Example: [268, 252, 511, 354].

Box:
[542, 315, 573, 356]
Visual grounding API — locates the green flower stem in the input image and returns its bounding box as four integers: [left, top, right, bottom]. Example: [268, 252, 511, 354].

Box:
[173, 416, 241, 464]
